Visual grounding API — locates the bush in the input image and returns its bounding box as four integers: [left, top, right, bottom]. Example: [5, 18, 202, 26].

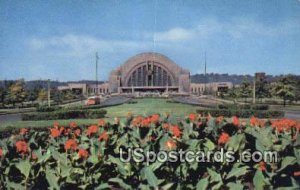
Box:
[22, 109, 107, 120]
[251, 104, 269, 110]
[196, 109, 284, 118]
[36, 105, 61, 112]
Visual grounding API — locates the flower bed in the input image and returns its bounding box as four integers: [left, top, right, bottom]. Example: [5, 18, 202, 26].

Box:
[0, 113, 300, 189]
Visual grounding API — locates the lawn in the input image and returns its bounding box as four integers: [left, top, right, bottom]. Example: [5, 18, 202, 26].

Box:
[105, 98, 200, 118]
[0, 98, 201, 130]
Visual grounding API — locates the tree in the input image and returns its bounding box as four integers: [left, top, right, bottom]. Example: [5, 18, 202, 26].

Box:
[52, 90, 63, 105]
[238, 78, 252, 103]
[5, 79, 27, 107]
[272, 76, 296, 106]
[255, 77, 271, 102]
[37, 89, 47, 104]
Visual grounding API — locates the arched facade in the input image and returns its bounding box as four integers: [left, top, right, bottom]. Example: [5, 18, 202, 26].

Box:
[109, 52, 190, 93]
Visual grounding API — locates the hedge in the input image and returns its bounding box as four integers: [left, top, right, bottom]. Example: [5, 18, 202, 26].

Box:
[218, 104, 269, 110]
[22, 109, 107, 121]
[196, 109, 284, 118]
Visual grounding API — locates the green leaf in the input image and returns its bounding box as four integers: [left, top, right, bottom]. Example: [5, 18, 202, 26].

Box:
[278, 156, 296, 172]
[46, 169, 60, 190]
[109, 177, 131, 190]
[204, 138, 215, 151]
[207, 168, 222, 183]
[226, 164, 249, 179]
[225, 134, 245, 152]
[227, 182, 244, 190]
[15, 159, 31, 179]
[253, 170, 266, 190]
[141, 167, 160, 187]
[196, 177, 209, 190]
[95, 183, 110, 190]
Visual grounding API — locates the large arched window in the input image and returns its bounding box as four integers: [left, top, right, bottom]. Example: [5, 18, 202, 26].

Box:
[127, 63, 173, 87]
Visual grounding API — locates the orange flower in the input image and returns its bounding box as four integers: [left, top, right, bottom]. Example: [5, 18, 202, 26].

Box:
[232, 116, 240, 127]
[16, 140, 29, 154]
[132, 116, 143, 126]
[259, 161, 266, 171]
[31, 153, 38, 161]
[163, 123, 170, 129]
[189, 113, 197, 122]
[142, 117, 151, 127]
[165, 139, 177, 150]
[98, 119, 106, 127]
[0, 148, 3, 157]
[99, 131, 109, 141]
[272, 118, 298, 132]
[53, 121, 59, 128]
[294, 171, 300, 177]
[74, 129, 81, 137]
[64, 139, 78, 151]
[150, 114, 160, 124]
[170, 125, 182, 138]
[218, 132, 230, 145]
[20, 128, 28, 135]
[78, 148, 89, 159]
[50, 128, 61, 138]
[87, 125, 98, 136]
[250, 116, 259, 126]
[69, 121, 77, 128]
[216, 116, 224, 123]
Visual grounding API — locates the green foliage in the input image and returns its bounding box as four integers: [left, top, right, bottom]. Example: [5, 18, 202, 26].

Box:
[5, 79, 27, 106]
[273, 75, 297, 106]
[0, 115, 300, 189]
[196, 109, 284, 118]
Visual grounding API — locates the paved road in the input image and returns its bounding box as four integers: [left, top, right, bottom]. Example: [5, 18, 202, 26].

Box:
[285, 111, 300, 120]
[0, 113, 22, 122]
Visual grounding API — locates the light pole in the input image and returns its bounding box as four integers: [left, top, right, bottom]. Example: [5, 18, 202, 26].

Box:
[47, 79, 51, 107]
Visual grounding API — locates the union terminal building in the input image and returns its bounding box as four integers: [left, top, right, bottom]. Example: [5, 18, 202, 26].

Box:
[57, 52, 232, 95]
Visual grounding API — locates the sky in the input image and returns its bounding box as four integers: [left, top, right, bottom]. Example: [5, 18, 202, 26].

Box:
[0, 0, 300, 81]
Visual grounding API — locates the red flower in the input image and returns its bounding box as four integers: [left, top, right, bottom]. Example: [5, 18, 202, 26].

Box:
[142, 117, 151, 127]
[16, 140, 29, 154]
[163, 123, 170, 129]
[218, 132, 230, 145]
[165, 139, 177, 150]
[98, 119, 106, 127]
[294, 171, 300, 177]
[0, 148, 3, 157]
[64, 139, 78, 151]
[189, 113, 197, 122]
[78, 148, 89, 159]
[31, 153, 38, 161]
[259, 161, 266, 171]
[69, 121, 77, 128]
[150, 114, 160, 124]
[99, 131, 109, 141]
[132, 116, 143, 126]
[20, 128, 28, 135]
[232, 116, 240, 127]
[87, 125, 98, 136]
[272, 118, 298, 132]
[170, 125, 182, 138]
[50, 128, 61, 138]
